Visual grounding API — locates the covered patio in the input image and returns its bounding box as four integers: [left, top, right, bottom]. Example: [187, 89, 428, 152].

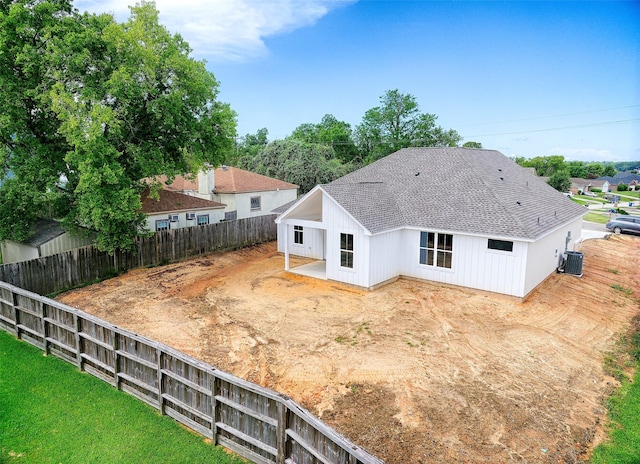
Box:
[288, 260, 327, 280]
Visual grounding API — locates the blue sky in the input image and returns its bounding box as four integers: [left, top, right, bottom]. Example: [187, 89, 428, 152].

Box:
[76, 0, 640, 162]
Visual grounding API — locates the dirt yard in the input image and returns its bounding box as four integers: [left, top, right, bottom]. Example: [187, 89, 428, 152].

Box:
[56, 235, 640, 463]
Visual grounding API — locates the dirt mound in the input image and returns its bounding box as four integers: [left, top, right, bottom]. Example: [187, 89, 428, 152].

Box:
[57, 235, 640, 463]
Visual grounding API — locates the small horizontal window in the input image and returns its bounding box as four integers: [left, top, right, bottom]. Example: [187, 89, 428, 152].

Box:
[488, 239, 513, 252]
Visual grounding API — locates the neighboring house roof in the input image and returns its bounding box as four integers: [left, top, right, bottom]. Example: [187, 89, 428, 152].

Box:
[149, 166, 298, 194]
[213, 166, 298, 194]
[598, 173, 640, 185]
[612, 171, 640, 181]
[312, 148, 585, 240]
[23, 219, 66, 247]
[140, 189, 225, 214]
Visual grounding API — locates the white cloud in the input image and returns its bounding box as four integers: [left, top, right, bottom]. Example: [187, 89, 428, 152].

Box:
[75, 0, 355, 61]
[550, 147, 618, 162]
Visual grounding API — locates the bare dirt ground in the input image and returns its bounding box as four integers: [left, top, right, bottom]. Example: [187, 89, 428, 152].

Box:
[56, 235, 640, 463]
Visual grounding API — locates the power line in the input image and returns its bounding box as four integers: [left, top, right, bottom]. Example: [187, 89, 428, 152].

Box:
[456, 104, 640, 128]
[464, 118, 640, 138]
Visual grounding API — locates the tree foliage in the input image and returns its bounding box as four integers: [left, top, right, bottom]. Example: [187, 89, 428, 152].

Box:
[225, 127, 269, 166]
[0, 0, 236, 252]
[290, 114, 359, 164]
[355, 89, 462, 162]
[463, 141, 483, 149]
[547, 170, 572, 192]
[237, 139, 350, 194]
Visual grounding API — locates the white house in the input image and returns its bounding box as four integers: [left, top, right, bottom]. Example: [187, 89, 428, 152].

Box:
[0, 219, 95, 264]
[275, 148, 587, 298]
[155, 166, 298, 221]
[140, 188, 226, 231]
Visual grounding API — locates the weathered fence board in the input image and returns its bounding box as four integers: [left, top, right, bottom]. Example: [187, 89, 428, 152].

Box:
[0, 280, 384, 464]
[0, 215, 278, 296]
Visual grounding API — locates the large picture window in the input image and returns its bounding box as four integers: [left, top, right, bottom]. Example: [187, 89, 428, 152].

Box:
[340, 233, 354, 268]
[420, 231, 453, 269]
[294, 225, 304, 245]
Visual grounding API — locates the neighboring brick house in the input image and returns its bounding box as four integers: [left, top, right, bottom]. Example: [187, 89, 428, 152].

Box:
[140, 188, 226, 231]
[570, 178, 610, 194]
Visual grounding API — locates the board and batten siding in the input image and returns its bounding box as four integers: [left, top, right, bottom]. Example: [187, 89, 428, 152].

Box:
[399, 229, 529, 297]
[367, 230, 404, 287]
[323, 197, 369, 287]
[277, 223, 325, 259]
[522, 216, 583, 296]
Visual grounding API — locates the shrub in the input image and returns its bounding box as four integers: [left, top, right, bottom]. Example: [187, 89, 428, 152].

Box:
[617, 183, 629, 191]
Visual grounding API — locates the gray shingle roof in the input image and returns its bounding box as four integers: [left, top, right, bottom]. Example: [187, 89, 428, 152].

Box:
[325, 147, 586, 240]
[24, 219, 66, 247]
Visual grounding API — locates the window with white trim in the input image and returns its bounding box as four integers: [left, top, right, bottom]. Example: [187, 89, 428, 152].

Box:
[340, 233, 354, 268]
[419, 231, 453, 269]
[294, 225, 303, 245]
[197, 214, 209, 225]
[156, 219, 169, 231]
[250, 196, 261, 211]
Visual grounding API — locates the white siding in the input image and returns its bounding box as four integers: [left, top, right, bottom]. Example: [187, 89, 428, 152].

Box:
[399, 229, 528, 297]
[1, 232, 94, 264]
[278, 223, 324, 259]
[523, 216, 583, 296]
[1, 241, 39, 264]
[322, 197, 369, 287]
[368, 230, 404, 286]
[145, 209, 226, 231]
[214, 189, 297, 220]
[39, 232, 94, 258]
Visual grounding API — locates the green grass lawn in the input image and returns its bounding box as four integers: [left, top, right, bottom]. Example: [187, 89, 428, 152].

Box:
[0, 331, 246, 464]
[591, 364, 640, 462]
[584, 212, 611, 224]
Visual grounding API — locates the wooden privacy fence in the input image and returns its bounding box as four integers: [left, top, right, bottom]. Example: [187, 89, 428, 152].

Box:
[0, 280, 384, 464]
[0, 215, 277, 296]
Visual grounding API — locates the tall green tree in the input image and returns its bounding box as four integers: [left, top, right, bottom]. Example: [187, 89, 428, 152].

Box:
[602, 163, 616, 177]
[355, 89, 462, 162]
[225, 128, 269, 166]
[462, 141, 483, 149]
[517, 155, 567, 177]
[585, 162, 605, 179]
[547, 170, 572, 192]
[0, 0, 236, 252]
[567, 161, 588, 178]
[290, 114, 359, 164]
[237, 139, 350, 194]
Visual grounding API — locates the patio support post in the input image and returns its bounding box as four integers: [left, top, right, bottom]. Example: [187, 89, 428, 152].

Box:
[284, 224, 290, 271]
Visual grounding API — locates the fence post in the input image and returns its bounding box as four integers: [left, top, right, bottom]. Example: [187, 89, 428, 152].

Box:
[113, 332, 121, 389]
[276, 400, 289, 464]
[12, 290, 20, 339]
[42, 303, 49, 355]
[74, 312, 83, 371]
[157, 348, 165, 414]
[210, 372, 218, 444]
